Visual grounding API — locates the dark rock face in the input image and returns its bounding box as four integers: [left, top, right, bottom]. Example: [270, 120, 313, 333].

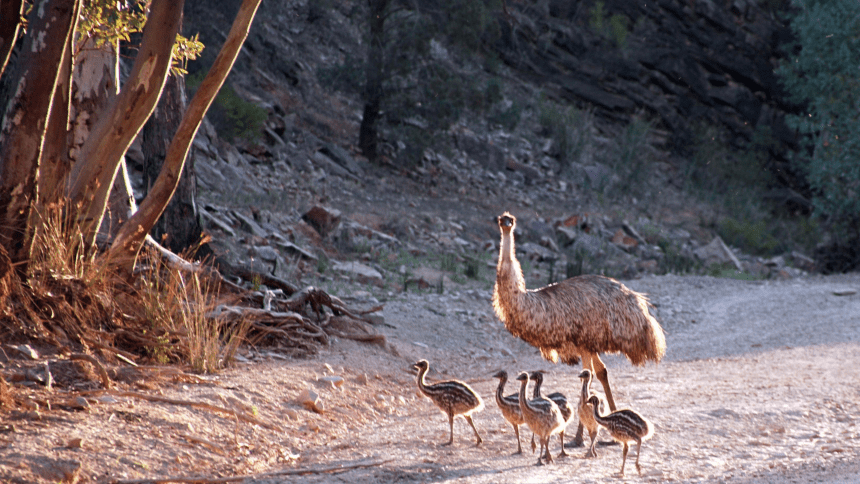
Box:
[494, 0, 795, 150]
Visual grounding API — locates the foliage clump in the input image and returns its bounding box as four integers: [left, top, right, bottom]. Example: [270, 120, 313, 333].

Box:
[777, 0, 860, 247]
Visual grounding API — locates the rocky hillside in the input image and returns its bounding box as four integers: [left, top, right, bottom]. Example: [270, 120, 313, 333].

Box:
[136, 0, 816, 293]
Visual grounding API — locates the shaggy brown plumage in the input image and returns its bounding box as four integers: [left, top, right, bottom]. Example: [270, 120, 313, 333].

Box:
[492, 370, 525, 454]
[492, 212, 666, 412]
[412, 359, 484, 446]
[516, 372, 565, 465]
[588, 395, 654, 476]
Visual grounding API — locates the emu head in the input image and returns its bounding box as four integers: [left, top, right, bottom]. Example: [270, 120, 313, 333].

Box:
[411, 359, 429, 372]
[497, 212, 516, 233]
[492, 370, 508, 380]
[515, 371, 530, 382]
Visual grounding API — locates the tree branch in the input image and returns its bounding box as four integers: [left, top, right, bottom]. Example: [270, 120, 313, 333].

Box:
[66, 0, 184, 250]
[107, 0, 263, 273]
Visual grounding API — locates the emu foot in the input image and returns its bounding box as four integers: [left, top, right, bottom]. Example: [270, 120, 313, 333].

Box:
[566, 438, 585, 448]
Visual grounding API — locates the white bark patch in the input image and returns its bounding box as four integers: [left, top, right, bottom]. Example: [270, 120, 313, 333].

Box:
[0, 78, 27, 139]
[32, 31, 47, 52]
[135, 56, 158, 92]
[73, 45, 116, 102]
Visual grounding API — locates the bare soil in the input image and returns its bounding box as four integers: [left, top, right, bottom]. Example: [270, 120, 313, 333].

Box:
[2, 272, 859, 483]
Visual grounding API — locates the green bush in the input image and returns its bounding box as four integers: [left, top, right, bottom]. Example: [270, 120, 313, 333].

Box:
[718, 218, 781, 256]
[777, 0, 860, 241]
[317, 54, 365, 94]
[538, 98, 595, 168]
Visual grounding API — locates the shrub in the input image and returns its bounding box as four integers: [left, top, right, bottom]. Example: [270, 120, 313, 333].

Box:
[777, 0, 860, 242]
[538, 98, 596, 168]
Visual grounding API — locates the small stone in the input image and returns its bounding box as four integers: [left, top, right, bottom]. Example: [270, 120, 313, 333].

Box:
[319, 376, 345, 388]
[832, 288, 857, 296]
[284, 408, 299, 420]
[298, 388, 323, 414]
[357, 373, 369, 385]
[68, 438, 84, 449]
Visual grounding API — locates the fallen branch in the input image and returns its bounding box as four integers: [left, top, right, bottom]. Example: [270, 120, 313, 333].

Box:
[107, 390, 282, 432]
[70, 353, 112, 389]
[111, 458, 394, 484]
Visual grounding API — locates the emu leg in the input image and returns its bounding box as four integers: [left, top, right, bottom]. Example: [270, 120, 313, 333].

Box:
[535, 440, 546, 466]
[465, 415, 482, 446]
[635, 439, 643, 474]
[557, 430, 568, 457]
[571, 421, 585, 447]
[590, 355, 617, 412]
[587, 430, 598, 458]
[444, 413, 454, 445]
[543, 437, 554, 464]
[513, 424, 522, 454]
[530, 432, 536, 453]
[620, 442, 629, 476]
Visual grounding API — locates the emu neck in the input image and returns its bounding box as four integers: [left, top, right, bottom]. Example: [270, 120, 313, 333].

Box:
[580, 375, 592, 402]
[416, 367, 429, 394]
[497, 229, 526, 293]
[517, 378, 533, 413]
[495, 376, 507, 402]
[532, 376, 543, 399]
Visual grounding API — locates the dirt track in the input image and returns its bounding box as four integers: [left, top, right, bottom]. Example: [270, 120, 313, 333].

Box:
[2, 273, 859, 483]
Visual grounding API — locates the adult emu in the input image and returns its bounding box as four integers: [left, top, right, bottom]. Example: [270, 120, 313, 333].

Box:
[492, 212, 666, 413]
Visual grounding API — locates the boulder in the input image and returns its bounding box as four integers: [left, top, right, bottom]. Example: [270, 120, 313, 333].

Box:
[694, 236, 742, 270]
[302, 205, 342, 237]
[331, 261, 384, 285]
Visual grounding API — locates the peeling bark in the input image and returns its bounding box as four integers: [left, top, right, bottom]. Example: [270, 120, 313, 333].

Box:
[66, 0, 184, 250]
[0, 0, 80, 268]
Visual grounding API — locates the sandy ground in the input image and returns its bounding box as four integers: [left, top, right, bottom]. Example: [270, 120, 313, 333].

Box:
[1, 272, 859, 483]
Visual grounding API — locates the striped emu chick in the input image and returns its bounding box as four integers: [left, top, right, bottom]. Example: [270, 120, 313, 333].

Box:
[529, 370, 574, 457]
[412, 360, 484, 446]
[493, 212, 666, 415]
[587, 395, 654, 476]
[516, 372, 566, 465]
[492, 370, 526, 454]
[576, 369, 601, 457]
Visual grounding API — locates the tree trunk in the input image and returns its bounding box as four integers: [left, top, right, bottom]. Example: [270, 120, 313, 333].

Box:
[142, 73, 203, 254]
[107, 0, 263, 272]
[359, 0, 389, 162]
[66, 0, 185, 250]
[0, 0, 24, 78]
[0, 0, 80, 268]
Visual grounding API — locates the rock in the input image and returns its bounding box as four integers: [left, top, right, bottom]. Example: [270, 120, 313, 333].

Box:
[832, 289, 857, 296]
[199, 206, 237, 237]
[319, 375, 345, 388]
[555, 225, 578, 247]
[790, 250, 816, 272]
[693, 236, 743, 271]
[272, 239, 318, 261]
[517, 241, 557, 262]
[298, 388, 324, 414]
[302, 205, 342, 237]
[319, 142, 364, 175]
[454, 128, 507, 172]
[249, 245, 281, 263]
[312, 151, 360, 181]
[331, 261, 383, 285]
[231, 210, 267, 238]
[7, 344, 38, 360]
[611, 229, 639, 252]
[505, 158, 541, 184]
[67, 438, 84, 449]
